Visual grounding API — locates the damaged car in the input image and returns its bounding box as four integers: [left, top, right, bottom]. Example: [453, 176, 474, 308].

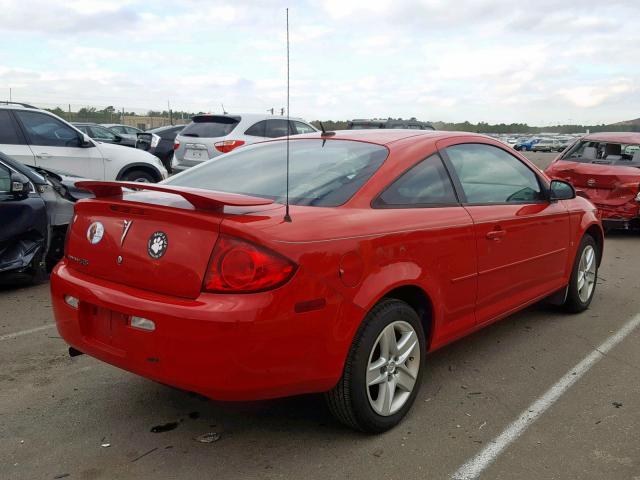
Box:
[545, 132, 640, 230]
[0, 152, 90, 284]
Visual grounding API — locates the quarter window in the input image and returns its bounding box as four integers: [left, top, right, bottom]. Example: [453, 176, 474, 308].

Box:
[446, 143, 543, 203]
[0, 163, 10, 192]
[0, 110, 25, 145]
[376, 154, 458, 207]
[15, 111, 81, 147]
[245, 120, 266, 137]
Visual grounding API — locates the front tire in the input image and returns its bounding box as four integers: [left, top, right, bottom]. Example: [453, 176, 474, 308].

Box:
[563, 235, 598, 313]
[325, 299, 425, 433]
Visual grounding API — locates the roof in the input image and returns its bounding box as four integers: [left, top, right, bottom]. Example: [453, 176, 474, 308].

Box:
[292, 129, 477, 146]
[191, 113, 308, 122]
[583, 132, 640, 144]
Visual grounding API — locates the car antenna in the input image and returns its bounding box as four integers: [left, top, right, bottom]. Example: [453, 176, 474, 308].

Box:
[221, 103, 227, 114]
[283, 7, 292, 223]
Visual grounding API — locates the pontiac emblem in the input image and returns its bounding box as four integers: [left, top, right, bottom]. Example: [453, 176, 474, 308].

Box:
[587, 178, 596, 187]
[121, 220, 133, 246]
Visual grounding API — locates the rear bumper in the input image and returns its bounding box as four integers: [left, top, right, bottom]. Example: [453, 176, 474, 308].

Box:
[51, 261, 350, 401]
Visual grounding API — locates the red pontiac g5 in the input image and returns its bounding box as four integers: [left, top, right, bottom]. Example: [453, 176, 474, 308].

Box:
[545, 132, 640, 230]
[51, 130, 603, 432]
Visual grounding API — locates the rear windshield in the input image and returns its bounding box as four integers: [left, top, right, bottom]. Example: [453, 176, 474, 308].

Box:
[561, 140, 640, 166]
[180, 115, 240, 138]
[166, 139, 388, 207]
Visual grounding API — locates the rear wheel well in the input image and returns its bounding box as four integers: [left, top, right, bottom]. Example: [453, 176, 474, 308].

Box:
[585, 225, 603, 266]
[382, 285, 433, 348]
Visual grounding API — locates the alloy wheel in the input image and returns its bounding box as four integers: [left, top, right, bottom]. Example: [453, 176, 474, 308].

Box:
[366, 321, 421, 416]
[577, 245, 596, 303]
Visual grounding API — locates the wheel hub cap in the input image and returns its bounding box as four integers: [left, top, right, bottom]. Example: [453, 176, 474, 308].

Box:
[366, 320, 421, 417]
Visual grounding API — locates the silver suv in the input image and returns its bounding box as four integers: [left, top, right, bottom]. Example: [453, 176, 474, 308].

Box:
[172, 113, 317, 173]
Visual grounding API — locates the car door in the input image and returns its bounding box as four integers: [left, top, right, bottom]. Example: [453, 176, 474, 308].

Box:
[440, 139, 571, 325]
[0, 109, 36, 164]
[373, 153, 477, 344]
[264, 119, 294, 138]
[14, 110, 104, 179]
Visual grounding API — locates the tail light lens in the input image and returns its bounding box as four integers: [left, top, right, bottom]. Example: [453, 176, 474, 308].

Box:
[214, 140, 245, 153]
[204, 235, 296, 293]
[173, 140, 180, 151]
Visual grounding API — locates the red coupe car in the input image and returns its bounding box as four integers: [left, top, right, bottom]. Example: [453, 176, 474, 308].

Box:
[545, 132, 640, 230]
[51, 130, 603, 432]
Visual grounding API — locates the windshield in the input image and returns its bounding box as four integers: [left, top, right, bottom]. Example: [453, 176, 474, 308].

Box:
[165, 139, 388, 207]
[561, 140, 640, 166]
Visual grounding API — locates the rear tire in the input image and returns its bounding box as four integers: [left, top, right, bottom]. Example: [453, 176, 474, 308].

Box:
[563, 235, 598, 313]
[122, 169, 156, 182]
[325, 298, 425, 433]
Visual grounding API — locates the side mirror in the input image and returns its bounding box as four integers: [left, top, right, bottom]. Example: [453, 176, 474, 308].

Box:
[80, 133, 94, 148]
[114, 135, 123, 143]
[10, 172, 31, 196]
[549, 179, 575, 201]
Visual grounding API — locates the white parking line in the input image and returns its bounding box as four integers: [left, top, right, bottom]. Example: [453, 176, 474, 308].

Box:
[451, 313, 640, 480]
[0, 324, 56, 341]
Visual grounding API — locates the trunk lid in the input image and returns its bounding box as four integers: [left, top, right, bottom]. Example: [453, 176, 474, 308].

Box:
[65, 182, 272, 299]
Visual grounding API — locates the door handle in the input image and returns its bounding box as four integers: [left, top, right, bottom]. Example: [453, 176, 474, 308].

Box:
[36, 153, 52, 159]
[486, 228, 506, 240]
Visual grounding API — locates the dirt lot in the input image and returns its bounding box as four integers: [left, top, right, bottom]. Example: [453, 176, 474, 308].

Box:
[2, 151, 639, 480]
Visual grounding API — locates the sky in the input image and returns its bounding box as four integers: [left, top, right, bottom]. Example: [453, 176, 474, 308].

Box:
[1, 0, 639, 125]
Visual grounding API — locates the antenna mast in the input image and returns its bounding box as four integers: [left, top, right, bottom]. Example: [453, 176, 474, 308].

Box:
[283, 7, 292, 223]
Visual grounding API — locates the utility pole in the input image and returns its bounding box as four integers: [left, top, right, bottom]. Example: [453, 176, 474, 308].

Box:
[168, 100, 172, 126]
[280, 107, 285, 116]
[9, 88, 11, 102]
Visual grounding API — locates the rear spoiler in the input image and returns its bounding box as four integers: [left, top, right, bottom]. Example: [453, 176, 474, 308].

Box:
[75, 181, 274, 211]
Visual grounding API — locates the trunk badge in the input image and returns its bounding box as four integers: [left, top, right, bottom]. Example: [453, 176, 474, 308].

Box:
[121, 220, 133, 246]
[117, 255, 123, 265]
[87, 222, 104, 244]
[148, 232, 168, 259]
[587, 178, 596, 187]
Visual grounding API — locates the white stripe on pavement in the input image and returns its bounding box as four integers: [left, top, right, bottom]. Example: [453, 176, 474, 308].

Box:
[0, 324, 56, 341]
[452, 313, 640, 480]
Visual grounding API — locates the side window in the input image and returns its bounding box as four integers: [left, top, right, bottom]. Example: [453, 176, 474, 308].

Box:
[90, 126, 117, 141]
[0, 163, 10, 192]
[109, 126, 125, 134]
[376, 154, 458, 207]
[15, 111, 81, 147]
[446, 143, 543, 203]
[264, 119, 293, 138]
[244, 120, 266, 137]
[0, 110, 25, 145]
[293, 121, 315, 134]
[124, 126, 140, 135]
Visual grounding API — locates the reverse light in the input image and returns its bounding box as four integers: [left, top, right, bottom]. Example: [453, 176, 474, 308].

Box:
[130, 316, 156, 331]
[204, 235, 296, 293]
[214, 140, 245, 153]
[173, 140, 180, 151]
[64, 295, 79, 309]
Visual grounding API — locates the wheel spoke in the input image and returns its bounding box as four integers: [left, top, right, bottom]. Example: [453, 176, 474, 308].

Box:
[379, 376, 396, 416]
[367, 358, 387, 386]
[396, 331, 417, 365]
[396, 366, 416, 392]
[585, 248, 595, 271]
[379, 325, 398, 360]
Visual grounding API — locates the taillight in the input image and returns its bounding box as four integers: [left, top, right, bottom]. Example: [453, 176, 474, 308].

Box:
[214, 140, 245, 153]
[173, 140, 180, 150]
[203, 235, 296, 293]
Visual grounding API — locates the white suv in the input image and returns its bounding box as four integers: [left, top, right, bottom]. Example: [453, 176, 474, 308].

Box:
[0, 103, 168, 182]
[172, 113, 317, 173]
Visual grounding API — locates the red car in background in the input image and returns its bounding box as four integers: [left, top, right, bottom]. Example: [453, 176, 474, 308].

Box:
[51, 130, 602, 432]
[545, 132, 640, 230]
